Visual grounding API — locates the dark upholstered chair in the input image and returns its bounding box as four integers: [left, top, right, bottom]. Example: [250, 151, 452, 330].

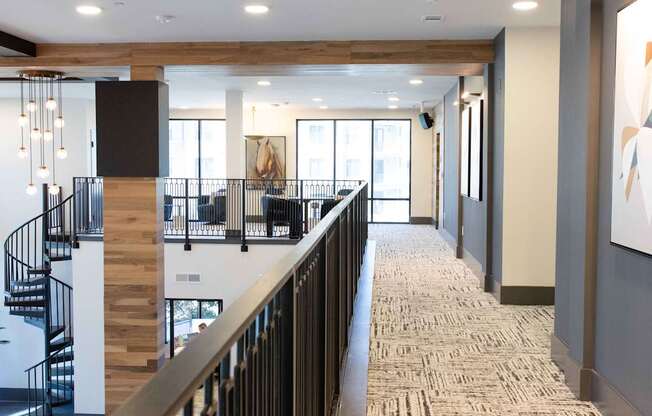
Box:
[164, 195, 173, 221]
[320, 199, 341, 219]
[263, 197, 302, 239]
[198, 194, 226, 224]
[337, 189, 354, 198]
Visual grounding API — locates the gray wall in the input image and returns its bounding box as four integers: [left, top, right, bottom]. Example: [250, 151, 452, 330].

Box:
[490, 30, 505, 283]
[442, 82, 460, 242]
[595, 0, 652, 413]
[556, 0, 652, 413]
[555, 0, 593, 365]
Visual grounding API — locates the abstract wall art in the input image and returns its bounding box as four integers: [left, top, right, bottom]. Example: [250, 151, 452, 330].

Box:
[611, 0, 652, 255]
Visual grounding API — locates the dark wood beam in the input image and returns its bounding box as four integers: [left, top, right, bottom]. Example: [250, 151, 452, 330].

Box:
[0, 40, 494, 68]
[0, 30, 36, 57]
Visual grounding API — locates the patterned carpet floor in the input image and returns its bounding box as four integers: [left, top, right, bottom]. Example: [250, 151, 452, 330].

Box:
[366, 225, 602, 416]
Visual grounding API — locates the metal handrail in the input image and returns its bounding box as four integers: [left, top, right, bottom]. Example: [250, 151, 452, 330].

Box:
[113, 182, 368, 416]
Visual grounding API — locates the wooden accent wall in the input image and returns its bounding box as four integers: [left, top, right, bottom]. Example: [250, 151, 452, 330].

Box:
[103, 177, 165, 415]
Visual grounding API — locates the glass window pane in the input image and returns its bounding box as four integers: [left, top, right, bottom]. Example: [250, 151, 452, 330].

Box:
[373, 200, 410, 223]
[372, 120, 411, 199]
[200, 120, 227, 179]
[335, 121, 371, 185]
[297, 120, 335, 180]
[169, 120, 200, 178]
[200, 301, 222, 319]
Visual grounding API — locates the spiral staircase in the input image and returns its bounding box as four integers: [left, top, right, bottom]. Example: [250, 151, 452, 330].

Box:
[3, 187, 76, 416]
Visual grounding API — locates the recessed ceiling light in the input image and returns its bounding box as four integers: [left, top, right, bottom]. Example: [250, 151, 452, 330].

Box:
[319, 105, 329, 110]
[388, 105, 399, 110]
[453, 101, 460, 107]
[178, 106, 189, 110]
[512, 1, 538, 11]
[312, 97, 323, 102]
[76, 5, 102, 15]
[461, 91, 471, 99]
[409, 79, 424, 86]
[257, 80, 271, 86]
[245, 4, 270, 14]
[155, 15, 175, 24]
[388, 97, 400, 102]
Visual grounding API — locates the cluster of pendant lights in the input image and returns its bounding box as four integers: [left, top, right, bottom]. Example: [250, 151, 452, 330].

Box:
[17, 71, 67, 196]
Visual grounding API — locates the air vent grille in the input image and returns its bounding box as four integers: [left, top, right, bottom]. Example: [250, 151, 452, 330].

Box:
[421, 15, 444, 22]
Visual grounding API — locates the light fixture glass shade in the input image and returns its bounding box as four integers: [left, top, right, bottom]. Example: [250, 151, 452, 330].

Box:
[56, 147, 68, 160]
[46, 98, 57, 111]
[17, 147, 28, 159]
[54, 116, 65, 128]
[27, 101, 37, 113]
[43, 130, 54, 142]
[18, 113, 28, 127]
[37, 165, 49, 179]
[48, 184, 60, 195]
[26, 183, 37, 196]
[30, 128, 41, 140]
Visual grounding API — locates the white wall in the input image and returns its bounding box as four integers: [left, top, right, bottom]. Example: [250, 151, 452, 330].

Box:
[69, 239, 294, 413]
[0, 97, 94, 389]
[502, 27, 561, 287]
[171, 107, 434, 218]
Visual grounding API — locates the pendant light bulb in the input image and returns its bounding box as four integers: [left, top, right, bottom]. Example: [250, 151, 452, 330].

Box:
[48, 184, 60, 195]
[27, 100, 37, 113]
[30, 128, 41, 140]
[37, 165, 50, 179]
[43, 130, 53, 142]
[46, 97, 57, 111]
[17, 146, 28, 159]
[26, 183, 38, 196]
[56, 147, 68, 160]
[54, 116, 65, 129]
[18, 113, 28, 127]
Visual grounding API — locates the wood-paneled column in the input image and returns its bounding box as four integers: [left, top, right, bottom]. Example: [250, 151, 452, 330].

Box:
[99, 66, 169, 414]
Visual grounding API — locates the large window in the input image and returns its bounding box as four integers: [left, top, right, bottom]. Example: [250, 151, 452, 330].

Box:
[166, 298, 223, 358]
[169, 119, 226, 179]
[297, 119, 411, 223]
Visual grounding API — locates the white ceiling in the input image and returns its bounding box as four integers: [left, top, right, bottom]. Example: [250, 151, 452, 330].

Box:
[166, 72, 458, 109]
[0, 0, 560, 43]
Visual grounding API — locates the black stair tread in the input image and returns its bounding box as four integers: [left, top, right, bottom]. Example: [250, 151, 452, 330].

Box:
[50, 365, 74, 376]
[5, 299, 45, 307]
[50, 350, 74, 364]
[49, 325, 66, 340]
[48, 380, 74, 390]
[9, 310, 44, 318]
[27, 266, 51, 275]
[10, 287, 46, 297]
[45, 234, 72, 242]
[49, 337, 73, 352]
[12, 277, 47, 287]
[47, 255, 72, 262]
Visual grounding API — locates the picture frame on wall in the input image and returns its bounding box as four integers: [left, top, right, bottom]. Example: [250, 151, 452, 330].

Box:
[460, 106, 471, 197]
[245, 135, 287, 188]
[460, 99, 483, 201]
[610, 0, 652, 256]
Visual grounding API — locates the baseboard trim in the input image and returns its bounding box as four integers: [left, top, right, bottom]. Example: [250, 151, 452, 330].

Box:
[410, 217, 435, 225]
[0, 388, 30, 401]
[461, 247, 485, 287]
[550, 334, 591, 400]
[592, 368, 643, 416]
[487, 278, 554, 305]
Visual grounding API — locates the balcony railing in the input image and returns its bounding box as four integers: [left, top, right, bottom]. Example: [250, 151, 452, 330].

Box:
[112, 182, 368, 416]
[73, 177, 361, 249]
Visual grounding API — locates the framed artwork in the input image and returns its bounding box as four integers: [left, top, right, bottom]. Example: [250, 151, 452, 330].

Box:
[469, 99, 484, 201]
[611, 0, 652, 255]
[245, 136, 286, 181]
[460, 107, 471, 197]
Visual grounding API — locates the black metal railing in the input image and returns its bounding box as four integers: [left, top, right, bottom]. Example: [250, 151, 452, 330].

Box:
[73, 177, 361, 249]
[26, 343, 74, 416]
[113, 182, 368, 416]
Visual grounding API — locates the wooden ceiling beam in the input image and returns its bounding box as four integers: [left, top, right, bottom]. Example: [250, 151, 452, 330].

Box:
[0, 40, 494, 68]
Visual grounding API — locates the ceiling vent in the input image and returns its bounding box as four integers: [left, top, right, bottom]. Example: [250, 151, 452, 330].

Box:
[421, 15, 445, 22]
[176, 273, 201, 283]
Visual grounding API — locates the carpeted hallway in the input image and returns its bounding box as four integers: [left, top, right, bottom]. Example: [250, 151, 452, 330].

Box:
[366, 225, 601, 416]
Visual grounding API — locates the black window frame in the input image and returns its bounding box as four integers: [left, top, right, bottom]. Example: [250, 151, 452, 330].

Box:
[166, 297, 224, 358]
[296, 118, 412, 224]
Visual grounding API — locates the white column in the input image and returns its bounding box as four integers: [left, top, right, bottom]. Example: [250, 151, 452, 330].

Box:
[225, 90, 245, 179]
